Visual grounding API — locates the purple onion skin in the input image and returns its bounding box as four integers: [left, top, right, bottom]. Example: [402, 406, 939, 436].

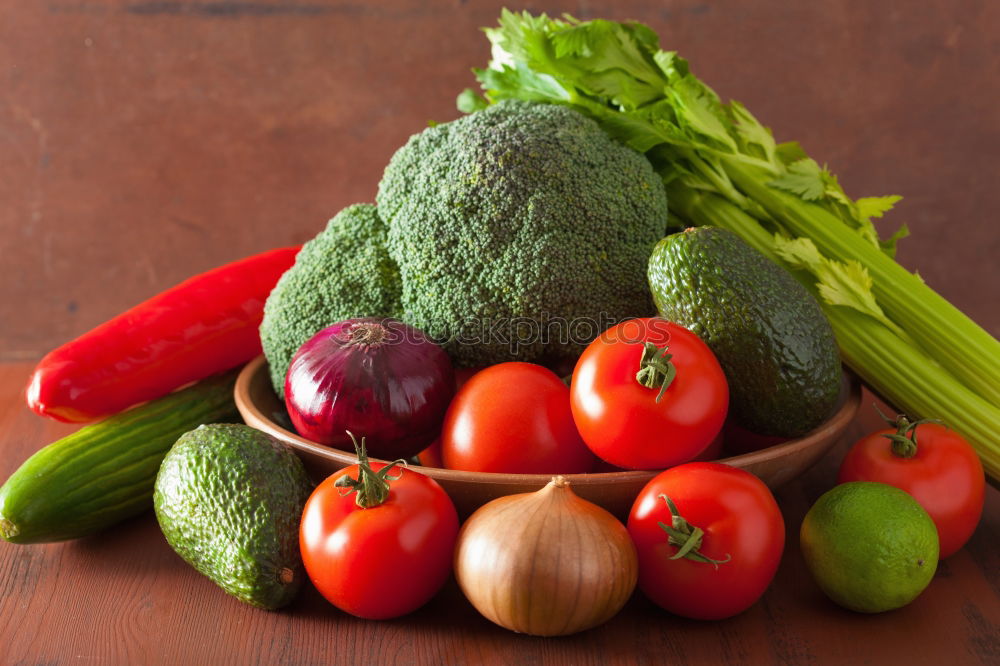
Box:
[284, 318, 456, 459]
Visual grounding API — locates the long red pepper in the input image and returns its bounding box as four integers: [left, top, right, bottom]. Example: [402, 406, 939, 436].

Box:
[26, 246, 300, 423]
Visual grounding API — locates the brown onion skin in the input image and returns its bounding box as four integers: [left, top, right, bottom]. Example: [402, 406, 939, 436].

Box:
[454, 477, 638, 636]
[284, 318, 455, 460]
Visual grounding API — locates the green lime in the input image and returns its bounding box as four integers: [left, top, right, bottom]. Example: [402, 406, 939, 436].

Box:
[800, 481, 939, 613]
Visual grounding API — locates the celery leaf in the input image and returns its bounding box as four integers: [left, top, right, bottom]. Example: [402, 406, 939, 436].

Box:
[769, 159, 826, 200]
[879, 223, 910, 259]
[729, 101, 776, 164]
[773, 235, 906, 337]
[456, 88, 489, 113]
[551, 23, 592, 58]
[857, 195, 902, 221]
[477, 64, 571, 104]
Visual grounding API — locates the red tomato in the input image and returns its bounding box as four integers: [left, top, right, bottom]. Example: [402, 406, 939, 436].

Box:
[838, 419, 984, 559]
[441, 362, 596, 474]
[416, 367, 481, 469]
[417, 367, 483, 468]
[627, 462, 785, 620]
[571, 318, 728, 469]
[300, 462, 459, 619]
[416, 438, 444, 468]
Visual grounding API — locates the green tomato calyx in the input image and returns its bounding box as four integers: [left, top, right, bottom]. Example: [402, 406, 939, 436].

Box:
[874, 404, 944, 459]
[335, 431, 406, 509]
[657, 494, 731, 569]
[636, 342, 677, 403]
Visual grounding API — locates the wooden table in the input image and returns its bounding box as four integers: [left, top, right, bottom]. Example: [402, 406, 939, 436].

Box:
[1, 361, 998, 665]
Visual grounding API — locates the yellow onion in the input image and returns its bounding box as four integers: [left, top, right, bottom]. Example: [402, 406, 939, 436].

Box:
[454, 476, 638, 636]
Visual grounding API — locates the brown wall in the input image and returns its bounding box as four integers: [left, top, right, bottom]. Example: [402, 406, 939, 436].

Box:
[1, 1, 997, 360]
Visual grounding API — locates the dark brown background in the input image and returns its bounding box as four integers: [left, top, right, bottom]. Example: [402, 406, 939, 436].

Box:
[1, 0, 997, 362]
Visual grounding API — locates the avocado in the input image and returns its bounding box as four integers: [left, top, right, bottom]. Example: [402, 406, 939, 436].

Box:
[647, 227, 841, 437]
[153, 423, 312, 610]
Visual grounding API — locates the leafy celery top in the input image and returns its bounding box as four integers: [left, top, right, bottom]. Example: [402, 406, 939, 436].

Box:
[458, 10, 1000, 478]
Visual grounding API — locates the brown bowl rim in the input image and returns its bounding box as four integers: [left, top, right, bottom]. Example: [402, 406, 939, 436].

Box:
[234, 355, 862, 486]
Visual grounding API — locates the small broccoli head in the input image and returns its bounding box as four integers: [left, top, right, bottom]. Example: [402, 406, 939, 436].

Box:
[259, 203, 401, 396]
[376, 100, 668, 366]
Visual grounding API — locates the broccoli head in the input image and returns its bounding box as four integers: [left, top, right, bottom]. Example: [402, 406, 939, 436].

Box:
[259, 203, 401, 396]
[376, 100, 668, 366]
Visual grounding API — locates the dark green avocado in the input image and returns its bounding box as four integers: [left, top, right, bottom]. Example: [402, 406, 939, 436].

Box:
[153, 423, 312, 610]
[647, 227, 841, 437]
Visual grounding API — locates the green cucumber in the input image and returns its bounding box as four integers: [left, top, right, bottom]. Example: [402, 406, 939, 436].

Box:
[0, 370, 241, 544]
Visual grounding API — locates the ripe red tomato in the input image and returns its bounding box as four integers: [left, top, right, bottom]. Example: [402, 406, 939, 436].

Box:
[441, 362, 595, 473]
[838, 417, 984, 559]
[416, 367, 483, 469]
[627, 462, 785, 620]
[300, 462, 459, 619]
[571, 317, 728, 469]
[416, 438, 444, 468]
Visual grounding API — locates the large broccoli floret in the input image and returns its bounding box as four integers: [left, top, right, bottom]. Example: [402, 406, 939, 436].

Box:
[376, 100, 668, 366]
[260, 203, 401, 396]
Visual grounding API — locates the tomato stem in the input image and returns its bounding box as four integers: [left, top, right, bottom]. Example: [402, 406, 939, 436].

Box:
[873, 404, 944, 459]
[656, 494, 731, 569]
[335, 431, 406, 508]
[636, 342, 677, 403]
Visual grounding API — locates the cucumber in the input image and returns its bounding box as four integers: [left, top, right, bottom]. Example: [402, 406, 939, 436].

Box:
[0, 370, 241, 544]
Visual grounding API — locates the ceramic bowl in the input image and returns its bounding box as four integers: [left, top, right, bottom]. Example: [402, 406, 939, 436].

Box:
[235, 356, 861, 519]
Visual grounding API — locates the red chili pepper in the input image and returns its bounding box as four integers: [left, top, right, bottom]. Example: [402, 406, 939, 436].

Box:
[26, 246, 300, 423]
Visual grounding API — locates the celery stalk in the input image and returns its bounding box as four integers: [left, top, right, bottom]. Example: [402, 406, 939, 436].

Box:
[463, 10, 1000, 480]
[668, 183, 1000, 479]
[724, 160, 1000, 405]
[830, 307, 1000, 481]
[465, 10, 1000, 480]
[664, 185, 780, 263]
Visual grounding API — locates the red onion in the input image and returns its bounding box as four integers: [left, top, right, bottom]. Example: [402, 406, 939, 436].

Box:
[284, 318, 455, 459]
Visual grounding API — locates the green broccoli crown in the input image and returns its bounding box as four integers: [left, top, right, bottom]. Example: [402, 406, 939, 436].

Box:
[376, 99, 668, 366]
[259, 203, 401, 396]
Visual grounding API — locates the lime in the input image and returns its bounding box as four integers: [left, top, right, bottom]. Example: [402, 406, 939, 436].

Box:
[800, 481, 939, 613]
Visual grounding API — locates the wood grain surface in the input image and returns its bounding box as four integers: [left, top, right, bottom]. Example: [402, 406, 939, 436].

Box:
[1, 361, 998, 664]
[1, 0, 998, 360]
